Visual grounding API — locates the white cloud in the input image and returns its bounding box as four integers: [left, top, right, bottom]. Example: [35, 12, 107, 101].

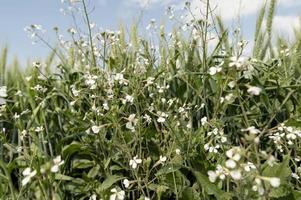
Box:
[125, 0, 175, 8]
[186, 0, 301, 21]
[272, 15, 301, 39]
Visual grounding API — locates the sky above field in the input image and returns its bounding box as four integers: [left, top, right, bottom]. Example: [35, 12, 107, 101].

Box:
[0, 0, 301, 64]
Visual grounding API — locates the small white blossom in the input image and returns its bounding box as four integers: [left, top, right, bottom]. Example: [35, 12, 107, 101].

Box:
[0, 86, 7, 98]
[226, 147, 241, 161]
[241, 126, 260, 135]
[159, 155, 167, 163]
[123, 179, 130, 188]
[51, 155, 64, 173]
[22, 167, 37, 186]
[201, 117, 207, 126]
[225, 159, 237, 169]
[209, 66, 222, 75]
[91, 125, 101, 134]
[110, 188, 125, 200]
[126, 114, 138, 132]
[230, 170, 242, 180]
[247, 86, 262, 96]
[129, 156, 142, 169]
[269, 177, 280, 188]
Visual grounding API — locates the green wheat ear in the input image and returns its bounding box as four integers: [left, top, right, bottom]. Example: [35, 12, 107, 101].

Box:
[253, 2, 266, 58]
[0, 46, 8, 85]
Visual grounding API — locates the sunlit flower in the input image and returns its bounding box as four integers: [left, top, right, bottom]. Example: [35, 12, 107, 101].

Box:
[243, 162, 256, 172]
[226, 147, 241, 161]
[129, 156, 142, 169]
[89, 194, 97, 200]
[209, 66, 222, 75]
[201, 117, 207, 126]
[229, 56, 246, 69]
[230, 170, 242, 180]
[123, 179, 130, 188]
[22, 167, 37, 186]
[91, 125, 101, 134]
[241, 126, 260, 135]
[51, 155, 64, 173]
[159, 155, 167, 164]
[126, 114, 138, 132]
[225, 159, 237, 169]
[269, 177, 280, 188]
[175, 148, 181, 155]
[157, 112, 168, 123]
[247, 86, 262, 96]
[0, 86, 7, 98]
[110, 188, 125, 200]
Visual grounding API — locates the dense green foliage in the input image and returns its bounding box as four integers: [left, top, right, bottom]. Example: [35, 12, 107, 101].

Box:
[1, 0, 301, 199]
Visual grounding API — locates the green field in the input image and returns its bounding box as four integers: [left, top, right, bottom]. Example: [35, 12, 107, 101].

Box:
[1, 0, 301, 199]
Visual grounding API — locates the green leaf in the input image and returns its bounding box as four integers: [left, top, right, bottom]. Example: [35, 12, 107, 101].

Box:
[156, 164, 182, 176]
[293, 190, 301, 200]
[262, 156, 291, 179]
[55, 174, 74, 181]
[87, 164, 100, 178]
[97, 175, 123, 192]
[72, 159, 94, 169]
[193, 171, 231, 200]
[180, 187, 194, 200]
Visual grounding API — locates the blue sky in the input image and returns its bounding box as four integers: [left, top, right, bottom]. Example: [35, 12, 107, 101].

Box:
[0, 0, 301, 64]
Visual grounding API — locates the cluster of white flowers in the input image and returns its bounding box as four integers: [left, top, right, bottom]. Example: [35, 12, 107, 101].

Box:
[157, 111, 168, 123]
[269, 123, 301, 152]
[208, 147, 257, 183]
[204, 128, 227, 153]
[85, 74, 98, 89]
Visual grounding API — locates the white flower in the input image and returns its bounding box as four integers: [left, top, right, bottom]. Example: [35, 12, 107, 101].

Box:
[292, 173, 300, 180]
[89, 194, 97, 200]
[159, 155, 167, 163]
[122, 95, 134, 104]
[103, 102, 109, 111]
[243, 162, 256, 172]
[241, 126, 260, 135]
[229, 56, 246, 69]
[51, 155, 65, 173]
[129, 156, 142, 169]
[126, 114, 138, 132]
[247, 86, 262, 96]
[175, 148, 181, 155]
[22, 167, 37, 186]
[145, 77, 155, 86]
[226, 147, 241, 161]
[269, 177, 280, 188]
[0, 86, 7, 98]
[201, 117, 207, 126]
[209, 66, 222, 75]
[143, 114, 152, 124]
[91, 125, 101, 134]
[225, 159, 237, 169]
[123, 179, 130, 188]
[230, 170, 242, 180]
[145, 197, 150, 200]
[35, 126, 44, 132]
[157, 112, 168, 123]
[110, 188, 125, 200]
[228, 81, 236, 88]
[208, 170, 217, 182]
